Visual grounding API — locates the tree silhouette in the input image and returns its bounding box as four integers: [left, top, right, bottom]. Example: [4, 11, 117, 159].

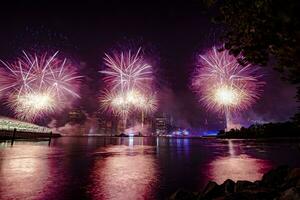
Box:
[210, 0, 300, 122]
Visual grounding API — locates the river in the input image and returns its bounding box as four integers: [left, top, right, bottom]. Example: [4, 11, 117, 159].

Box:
[0, 137, 300, 199]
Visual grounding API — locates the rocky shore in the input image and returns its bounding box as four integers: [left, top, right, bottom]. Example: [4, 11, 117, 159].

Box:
[169, 166, 300, 200]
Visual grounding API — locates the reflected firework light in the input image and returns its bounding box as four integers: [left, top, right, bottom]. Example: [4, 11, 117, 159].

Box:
[0, 51, 82, 121]
[192, 46, 265, 129]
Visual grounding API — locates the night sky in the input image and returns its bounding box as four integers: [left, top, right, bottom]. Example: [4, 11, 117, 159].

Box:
[0, 1, 298, 130]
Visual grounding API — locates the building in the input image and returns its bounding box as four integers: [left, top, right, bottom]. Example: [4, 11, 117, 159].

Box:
[68, 108, 86, 123]
[154, 113, 173, 135]
[96, 111, 119, 135]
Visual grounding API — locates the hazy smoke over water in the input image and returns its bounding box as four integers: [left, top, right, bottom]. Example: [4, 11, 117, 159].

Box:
[48, 113, 99, 136]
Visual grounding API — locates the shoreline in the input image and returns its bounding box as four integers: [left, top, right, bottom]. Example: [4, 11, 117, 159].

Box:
[0, 129, 61, 140]
[35, 135, 300, 140]
[2, 132, 300, 142]
[170, 166, 300, 200]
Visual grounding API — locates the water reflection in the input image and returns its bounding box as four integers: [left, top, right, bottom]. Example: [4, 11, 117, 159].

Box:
[0, 144, 64, 200]
[89, 138, 159, 200]
[208, 140, 272, 184]
[0, 137, 299, 199]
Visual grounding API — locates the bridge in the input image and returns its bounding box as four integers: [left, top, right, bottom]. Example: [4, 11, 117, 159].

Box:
[0, 117, 60, 144]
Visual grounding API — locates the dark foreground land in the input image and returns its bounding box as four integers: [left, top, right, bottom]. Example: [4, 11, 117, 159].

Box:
[218, 121, 300, 139]
[170, 166, 300, 200]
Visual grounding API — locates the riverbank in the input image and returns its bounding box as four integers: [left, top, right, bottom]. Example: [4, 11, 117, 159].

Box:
[170, 166, 300, 200]
[218, 121, 300, 139]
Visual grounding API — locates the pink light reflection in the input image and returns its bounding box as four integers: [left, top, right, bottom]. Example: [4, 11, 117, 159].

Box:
[0, 145, 50, 199]
[207, 140, 272, 184]
[89, 145, 158, 200]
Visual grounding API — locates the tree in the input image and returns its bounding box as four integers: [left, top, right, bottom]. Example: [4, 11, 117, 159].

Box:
[210, 0, 300, 122]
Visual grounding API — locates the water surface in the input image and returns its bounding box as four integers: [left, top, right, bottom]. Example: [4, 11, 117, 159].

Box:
[0, 137, 300, 199]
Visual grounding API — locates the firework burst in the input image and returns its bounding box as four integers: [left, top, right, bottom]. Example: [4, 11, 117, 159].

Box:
[100, 89, 157, 117]
[0, 51, 82, 121]
[192, 46, 264, 129]
[101, 47, 153, 92]
[99, 89, 131, 117]
[135, 92, 157, 114]
[99, 47, 157, 128]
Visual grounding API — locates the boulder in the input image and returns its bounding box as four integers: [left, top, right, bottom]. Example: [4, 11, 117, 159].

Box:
[297, 179, 300, 187]
[168, 166, 300, 200]
[286, 168, 300, 180]
[169, 188, 198, 200]
[224, 190, 277, 200]
[279, 187, 300, 200]
[235, 180, 256, 192]
[202, 181, 219, 195]
[221, 179, 235, 194]
[200, 180, 235, 199]
[201, 181, 222, 199]
[261, 165, 290, 188]
[281, 168, 300, 189]
[286, 168, 300, 184]
[253, 180, 261, 186]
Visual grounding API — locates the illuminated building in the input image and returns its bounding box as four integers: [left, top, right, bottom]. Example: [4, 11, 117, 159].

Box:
[154, 113, 173, 135]
[68, 108, 85, 123]
[96, 111, 118, 135]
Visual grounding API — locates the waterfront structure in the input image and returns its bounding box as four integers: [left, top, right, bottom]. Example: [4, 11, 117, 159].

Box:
[154, 113, 173, 135]
[0, 116, 50, 133]
[68, 108, 86, 123]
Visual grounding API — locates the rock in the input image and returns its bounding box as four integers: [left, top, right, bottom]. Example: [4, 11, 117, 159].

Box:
[279, 187, 300, 200]
[286, 168, 300, 180]
[297, 179, 300, 187]
[202, 181, 219, 195]
[224, 190, 277, 200]
[169, 188, 198, 200]
[221, 179, 235, 194]
[286, 168, 300, 185]
[169, 166, 300, 200]
[224, 192, 253, 200]
[235, 181, 256, 192]
[281, 168, 300, 189]
[261, 165, 290, 188]
[253, 180, 261, 186]
[200, 180, 235, 199]
[201, 181, 222, 199]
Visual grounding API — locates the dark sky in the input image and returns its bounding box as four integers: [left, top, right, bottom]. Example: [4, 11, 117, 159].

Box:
[0, 1, 298, 129]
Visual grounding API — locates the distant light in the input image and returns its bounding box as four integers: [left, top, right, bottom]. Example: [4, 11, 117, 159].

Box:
[128, 133, 135, 137]
[183, 130, 189, 135]
[202, 130, 219, 136]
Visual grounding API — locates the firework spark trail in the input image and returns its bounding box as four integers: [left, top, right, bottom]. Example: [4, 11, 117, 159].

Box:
[135, 92, 157, 114]
[12, 91, 56, 120]
[101, 47, 153, 92]
[192, 46, 264, 129]
[99, 48, 157, 128]
[99, 90, 131, 117]
[0, 51, 82, 121]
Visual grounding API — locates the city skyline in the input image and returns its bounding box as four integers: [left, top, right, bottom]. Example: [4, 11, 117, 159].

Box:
[0, 1, 298, 131]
